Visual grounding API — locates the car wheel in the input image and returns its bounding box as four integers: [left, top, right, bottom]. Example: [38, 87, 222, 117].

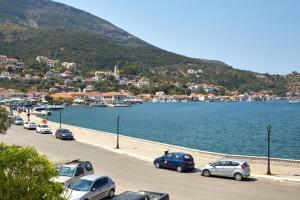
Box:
[107, 189, 115, 199]
[176, 166, 183, 173]
[202, 170, 211, 177]
[155, 162, 160, 168]
[234, 173, 243, 181]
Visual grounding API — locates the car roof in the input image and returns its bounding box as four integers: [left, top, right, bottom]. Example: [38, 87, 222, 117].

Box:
[81, 173, 107, 181]
[168, 152, 192, 156]
[112, 191, 145, 200]
[219, 158, 247, 163]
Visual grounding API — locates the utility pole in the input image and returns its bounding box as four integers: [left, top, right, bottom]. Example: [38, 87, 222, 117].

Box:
[116, 114, 120, 149]
[267, 124, 272, 175]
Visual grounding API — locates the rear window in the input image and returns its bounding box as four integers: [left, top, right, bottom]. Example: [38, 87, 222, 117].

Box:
[183, 155, 194, 161]
[243, 162, 250, 167]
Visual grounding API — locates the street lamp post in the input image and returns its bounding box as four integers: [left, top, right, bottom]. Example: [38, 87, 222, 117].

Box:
[266, 124, 272, 175]
[27, 107, 30, 122]
[116, 114, 120, 149]
[59, 110, 62, 130]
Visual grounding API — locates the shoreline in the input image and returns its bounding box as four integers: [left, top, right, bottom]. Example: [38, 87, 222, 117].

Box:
[17, 111, 300, 176]
[45, 118, 300, 162]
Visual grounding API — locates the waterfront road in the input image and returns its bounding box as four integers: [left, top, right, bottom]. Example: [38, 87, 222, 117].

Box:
[1, 125, 300, 200]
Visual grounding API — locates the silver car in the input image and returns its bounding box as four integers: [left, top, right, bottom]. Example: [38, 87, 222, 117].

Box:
[14, 117, 24, 125]
[199, 159, 251, 181]
[65, 174, 116, 200]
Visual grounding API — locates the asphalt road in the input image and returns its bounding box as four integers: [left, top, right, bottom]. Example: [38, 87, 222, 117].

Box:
[1, 125, 300, 200]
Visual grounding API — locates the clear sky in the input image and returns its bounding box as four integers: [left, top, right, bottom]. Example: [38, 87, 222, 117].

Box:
[54, 0, 300, 75]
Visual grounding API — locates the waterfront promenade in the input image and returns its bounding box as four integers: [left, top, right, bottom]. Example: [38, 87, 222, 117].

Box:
[1, 124, 300, 200]
[19, 112, 300, 177]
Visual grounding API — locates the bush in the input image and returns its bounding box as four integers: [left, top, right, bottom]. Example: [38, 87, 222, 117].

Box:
[0, 144, 66, 200]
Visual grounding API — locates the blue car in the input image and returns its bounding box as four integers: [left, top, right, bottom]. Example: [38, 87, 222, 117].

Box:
[153, 152, 195, 172]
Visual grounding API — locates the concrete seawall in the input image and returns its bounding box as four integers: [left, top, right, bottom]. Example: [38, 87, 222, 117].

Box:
[19, 112, 300, 176]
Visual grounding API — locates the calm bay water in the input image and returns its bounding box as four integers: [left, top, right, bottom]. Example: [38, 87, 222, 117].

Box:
[48, 101, 300, 160]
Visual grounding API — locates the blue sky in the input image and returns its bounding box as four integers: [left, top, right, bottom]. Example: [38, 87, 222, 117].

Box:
[54, 0, 300, 74]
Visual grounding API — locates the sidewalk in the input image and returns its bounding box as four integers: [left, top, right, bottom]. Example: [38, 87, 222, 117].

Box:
[17, 111, 300, 183]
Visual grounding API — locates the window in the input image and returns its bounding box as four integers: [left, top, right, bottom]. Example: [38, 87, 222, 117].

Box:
[75, 167, 84, 176]
[172, 154, 180, 160]
[165, 154, 173, 159]
[92, 178, 108, 190]
[216, 161, 227, 166]
[85, 163, 93, 171]
[229, 162, 240, 166]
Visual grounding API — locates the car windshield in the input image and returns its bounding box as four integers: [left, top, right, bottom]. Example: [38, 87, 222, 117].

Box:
[60, 129, 70, 133]
[16, 118, 22, 121]
[29, 122, 36, 125]
[58, 166, 75, 177]
[69, 179, 93, 191]
[41, 125, 49, 128]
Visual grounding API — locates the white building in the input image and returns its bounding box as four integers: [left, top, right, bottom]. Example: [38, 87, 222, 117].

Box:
[135, 80, 150, 88]
[114, 65, 120, 80]
[47, 60, 60, 68]
[83, 85, 94, 93]
[0, 55, 7, 64]
[0, 72, 11, 79]
[62, 62, 77, 70]
[36, 56, 49, 63]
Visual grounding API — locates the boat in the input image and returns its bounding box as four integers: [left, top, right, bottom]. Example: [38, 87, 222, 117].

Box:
[289, 98, 300, 104]
[123, 98, 144, 104]
[90, 102, 108, 107]
[47, 105, 64, 110]
[41, 110, 53, 116]
[107, 103, 131, 107]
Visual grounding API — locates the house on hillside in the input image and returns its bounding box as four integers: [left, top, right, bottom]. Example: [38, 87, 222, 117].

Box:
[47, 59, 60, 68]
[0, 55, 7, 64]
[62, 62, 77, 70]
[36, 56, 49, 63]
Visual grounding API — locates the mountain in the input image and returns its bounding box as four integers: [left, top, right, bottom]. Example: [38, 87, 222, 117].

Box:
[0, 0, 149, 47]
[0, 0, 298, 95]
[0, 0, 229, 69]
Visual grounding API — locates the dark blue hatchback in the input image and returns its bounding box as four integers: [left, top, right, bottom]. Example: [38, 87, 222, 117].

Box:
[153, 152, 195, 172]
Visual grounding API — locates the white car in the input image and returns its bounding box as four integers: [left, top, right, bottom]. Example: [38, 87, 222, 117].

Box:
[64, 174, 115, 200]
[53, 160, 94, 188]
[36, 124, 52, 134]
[23, 122, 37, 130]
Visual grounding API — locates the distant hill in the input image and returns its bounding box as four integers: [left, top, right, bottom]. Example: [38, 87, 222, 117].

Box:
[0, 0, 298, 95]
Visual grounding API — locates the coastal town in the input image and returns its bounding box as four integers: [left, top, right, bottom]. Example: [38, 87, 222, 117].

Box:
[1, 54, 296, 106]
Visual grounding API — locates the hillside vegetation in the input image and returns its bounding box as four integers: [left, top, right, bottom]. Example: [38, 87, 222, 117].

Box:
[0, 0, 298, 95]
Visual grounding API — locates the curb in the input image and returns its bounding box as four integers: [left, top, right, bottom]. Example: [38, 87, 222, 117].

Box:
[251, 174, 300, 183]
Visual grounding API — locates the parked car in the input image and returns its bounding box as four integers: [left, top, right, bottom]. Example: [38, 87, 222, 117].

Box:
[23, 122, 37, 130]
[112, 191, 169, 200]
[36, 124, 52, 134]
[65, 174, 116, 200]
[14, 117, 24, 125]
[199, 159, 251, 181]
[55, 129, 74, 140]
[153, 152, 195, 172]
[8, 112, 14, 119]
[53, 160, 94, 187]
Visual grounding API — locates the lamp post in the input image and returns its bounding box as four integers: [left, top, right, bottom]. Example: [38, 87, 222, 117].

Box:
[116, 114, 120, 149]
[59, 110, 62, 130]
[27, 107, 30, 122]
[266, 124, 272, 175]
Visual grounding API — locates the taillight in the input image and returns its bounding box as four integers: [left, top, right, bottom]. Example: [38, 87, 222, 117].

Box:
[241, 164, 246, 169]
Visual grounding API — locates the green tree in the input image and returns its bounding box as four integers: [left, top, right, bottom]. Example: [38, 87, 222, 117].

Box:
[0, 143, 66, 200]
[44, 95, 54, 104]
[0, 107, 12, 134]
